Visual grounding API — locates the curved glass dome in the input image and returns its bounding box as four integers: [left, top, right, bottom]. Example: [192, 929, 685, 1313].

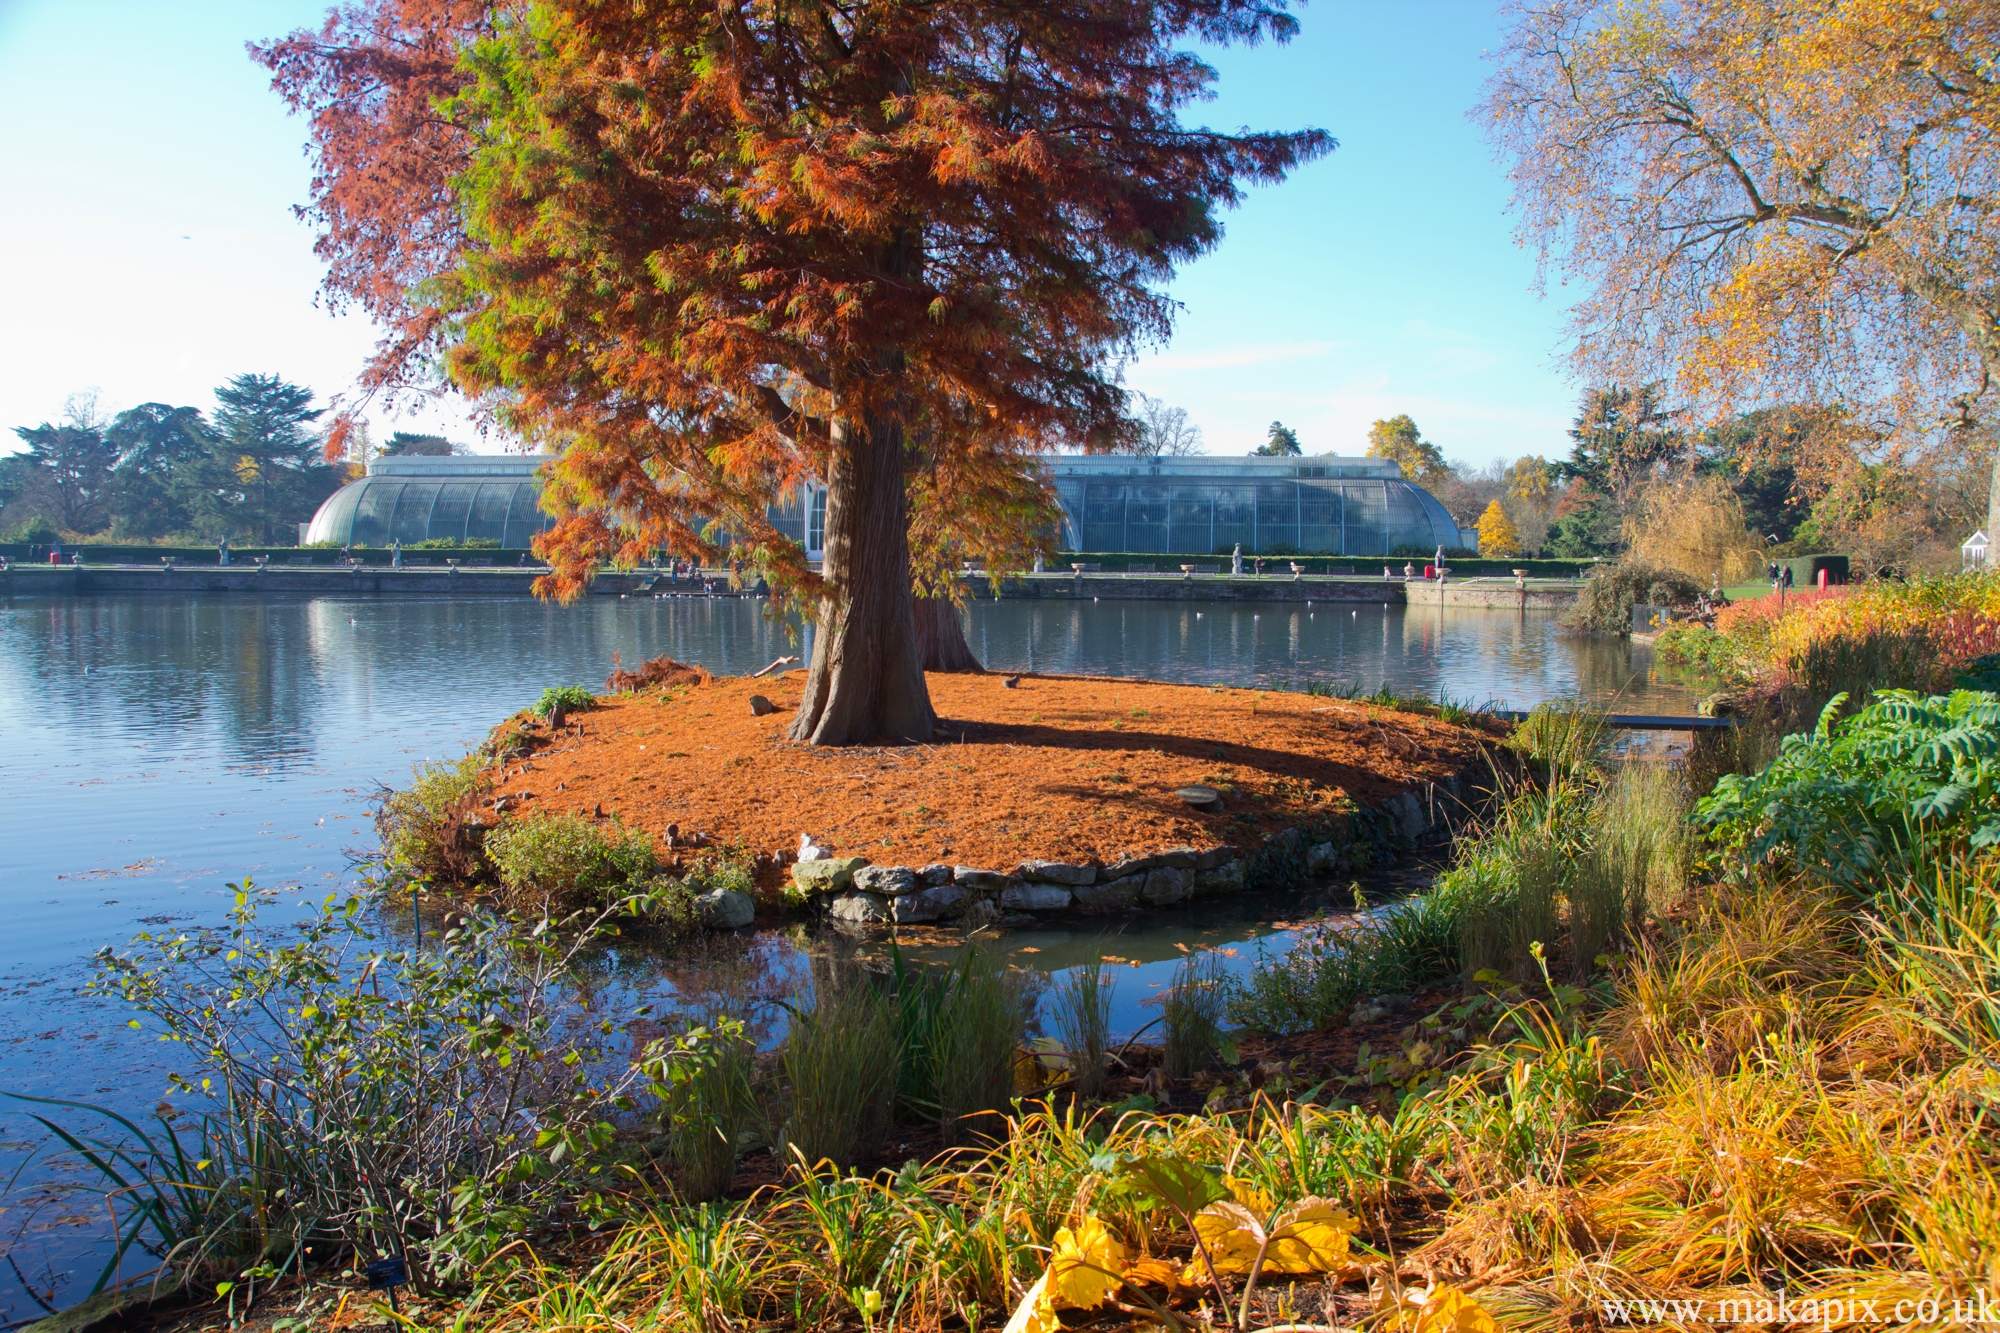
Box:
[304, 456, 556, 547]
[1043, 455, 1473, 556]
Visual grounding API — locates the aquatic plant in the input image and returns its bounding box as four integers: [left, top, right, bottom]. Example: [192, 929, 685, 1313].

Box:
[781, 973, 901, 1170]
[922, 946, 1023, 1142]
[1049, 958, 1115, 1098]
[1160, 951, 1230, 1079]
[1504, 698, 1608, 780]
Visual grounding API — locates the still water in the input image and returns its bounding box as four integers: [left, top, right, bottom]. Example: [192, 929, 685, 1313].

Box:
[0, 592, 1696, 1312]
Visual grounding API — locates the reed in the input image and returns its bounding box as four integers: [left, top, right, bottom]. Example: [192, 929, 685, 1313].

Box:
[1049, 957, 1115, 1098]
[925, 945, 1023, 1142]
[1161, 951, 1229, 1079]
[781, 973, 901, 1170]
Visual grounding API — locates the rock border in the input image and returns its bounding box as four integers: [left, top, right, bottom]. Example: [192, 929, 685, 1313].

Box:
[788, 768, 1490, 928]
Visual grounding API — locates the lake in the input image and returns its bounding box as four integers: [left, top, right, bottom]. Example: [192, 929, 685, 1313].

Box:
[0, 591, 1697, 1314]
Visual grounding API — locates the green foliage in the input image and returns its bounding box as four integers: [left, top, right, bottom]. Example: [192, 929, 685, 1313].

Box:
[374, 754, 490, 885]
[1505, 698, 1609, 780]
[1655, 623, 1757, 682]
[782, 976, 902, 1170]
[80, 884, 637, 1291]
[408, 536, 501, 549]
[641, 1017, 759, 1202]
[4, 512, 60, 543]
[535, 684, 596, 717]
[1049, 959, 1115, 1098]
[483, 813, 658, 907]
[1257, 421, 1303, 456]
[922, 947, 1023, 1142]
[1697, 689, 2000, 893]
[1160, 951, 1230, 1078]
[1957, 653, 2000, 691]
[1560, 560, 1702, 633]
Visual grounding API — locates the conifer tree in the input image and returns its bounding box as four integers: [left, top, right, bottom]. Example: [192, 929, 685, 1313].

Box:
[258, 0, 1330, 744]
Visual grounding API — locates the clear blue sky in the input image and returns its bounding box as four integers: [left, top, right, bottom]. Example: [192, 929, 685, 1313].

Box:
[0, 0, 1582, 466]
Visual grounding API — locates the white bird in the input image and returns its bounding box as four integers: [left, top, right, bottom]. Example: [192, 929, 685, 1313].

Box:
[348, 617, 357, 625]
[797, 833, 829, 863]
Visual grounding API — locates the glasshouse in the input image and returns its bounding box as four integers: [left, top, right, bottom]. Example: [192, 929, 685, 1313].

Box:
[302, 455, 557, 548]
[307, 452, 1474, 557]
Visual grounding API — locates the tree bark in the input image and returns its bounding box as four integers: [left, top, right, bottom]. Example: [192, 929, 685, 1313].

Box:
[788, 411, 937, 744]
[916, 596, 982, 673]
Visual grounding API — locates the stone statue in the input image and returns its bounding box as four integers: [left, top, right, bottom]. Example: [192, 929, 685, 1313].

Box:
[1231, 542, 1243, 576]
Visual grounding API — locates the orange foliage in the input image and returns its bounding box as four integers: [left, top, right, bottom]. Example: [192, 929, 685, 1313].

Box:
[1485, 0, 2000, 454]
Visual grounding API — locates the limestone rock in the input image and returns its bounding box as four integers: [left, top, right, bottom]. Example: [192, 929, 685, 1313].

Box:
[1139, 865, 1190, 906]
[694, 888, 755, 929]
[1072, 877, 1139, 910]
[891, 884, 966, 924]
[1155, 846, 1200, 870]
[1193, 859, 1246, 896]
[749, 694, 776, 716]
[1196, 845, 1241, 871]
[791, 855, 867, 899]
[1305, 841, 1338, 873]
[853, 865, 917, 895]
[1385, 791, 1428, 839]
[1100, 853, 1160, 880]
[828, 891, 890, 923]
[953, 866, 1013, 893]
[1018, 859, 1096, 885]
[917, 863, 956, 886]
[1000, 882, 1071, 912]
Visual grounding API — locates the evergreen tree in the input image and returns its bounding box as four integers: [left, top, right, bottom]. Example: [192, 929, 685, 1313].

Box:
[1258, 422, 1304, 456]
[190, 375, 337, 544]
[106, 403, 212, 538]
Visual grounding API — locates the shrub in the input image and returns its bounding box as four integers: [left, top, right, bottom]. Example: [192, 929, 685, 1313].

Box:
[782, 974, 901, 1170]
[642, 1017, 758, 1202]
[484, 813, 658, 907]
[408, 536, 500, 549]
[374, 754, 490, 886]
[1698, 689, 2000, 893]
[535, 684, 596, 718]
[80, 886, 637, 1290]
[1560, 560, 1702, 634]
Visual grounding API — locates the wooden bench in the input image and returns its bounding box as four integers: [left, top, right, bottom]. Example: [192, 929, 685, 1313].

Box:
[1123, 563, 1155, 574]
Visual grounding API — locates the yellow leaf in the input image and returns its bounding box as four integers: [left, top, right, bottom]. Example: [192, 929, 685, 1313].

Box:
[1121, 1257, 1180, 1290]
[1048, 1216, 1126, 1310]
[1262, 1198, 1358, 1274]
[1192, 1199, 1267, 1274]
[1002, 1270, 1058, 1333]
[1417, 1285, 1501, 1333]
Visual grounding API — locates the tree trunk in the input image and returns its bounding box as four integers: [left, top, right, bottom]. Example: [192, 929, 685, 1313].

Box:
[788, 411, 937, 745]
[916, 596, 982, 672]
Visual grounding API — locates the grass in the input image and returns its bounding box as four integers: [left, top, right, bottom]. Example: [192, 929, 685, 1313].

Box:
[1049, 958, 1115, 1099]
[482, 811, 659, 908]
[1160, 951, 1230, 1078]
[780, 971, 902, 1170]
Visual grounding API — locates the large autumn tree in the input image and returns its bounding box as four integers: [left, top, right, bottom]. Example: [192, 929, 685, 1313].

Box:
[1483, 0, 2000, 540]
[258, 0, 1329, 744]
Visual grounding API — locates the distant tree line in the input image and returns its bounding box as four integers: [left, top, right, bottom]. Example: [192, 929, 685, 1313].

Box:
[1370, 388, 1992, 573]
[0, 376, 466, 546]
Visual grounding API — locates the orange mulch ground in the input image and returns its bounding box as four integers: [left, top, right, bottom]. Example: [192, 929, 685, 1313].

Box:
[489, 673, 1498, 881]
